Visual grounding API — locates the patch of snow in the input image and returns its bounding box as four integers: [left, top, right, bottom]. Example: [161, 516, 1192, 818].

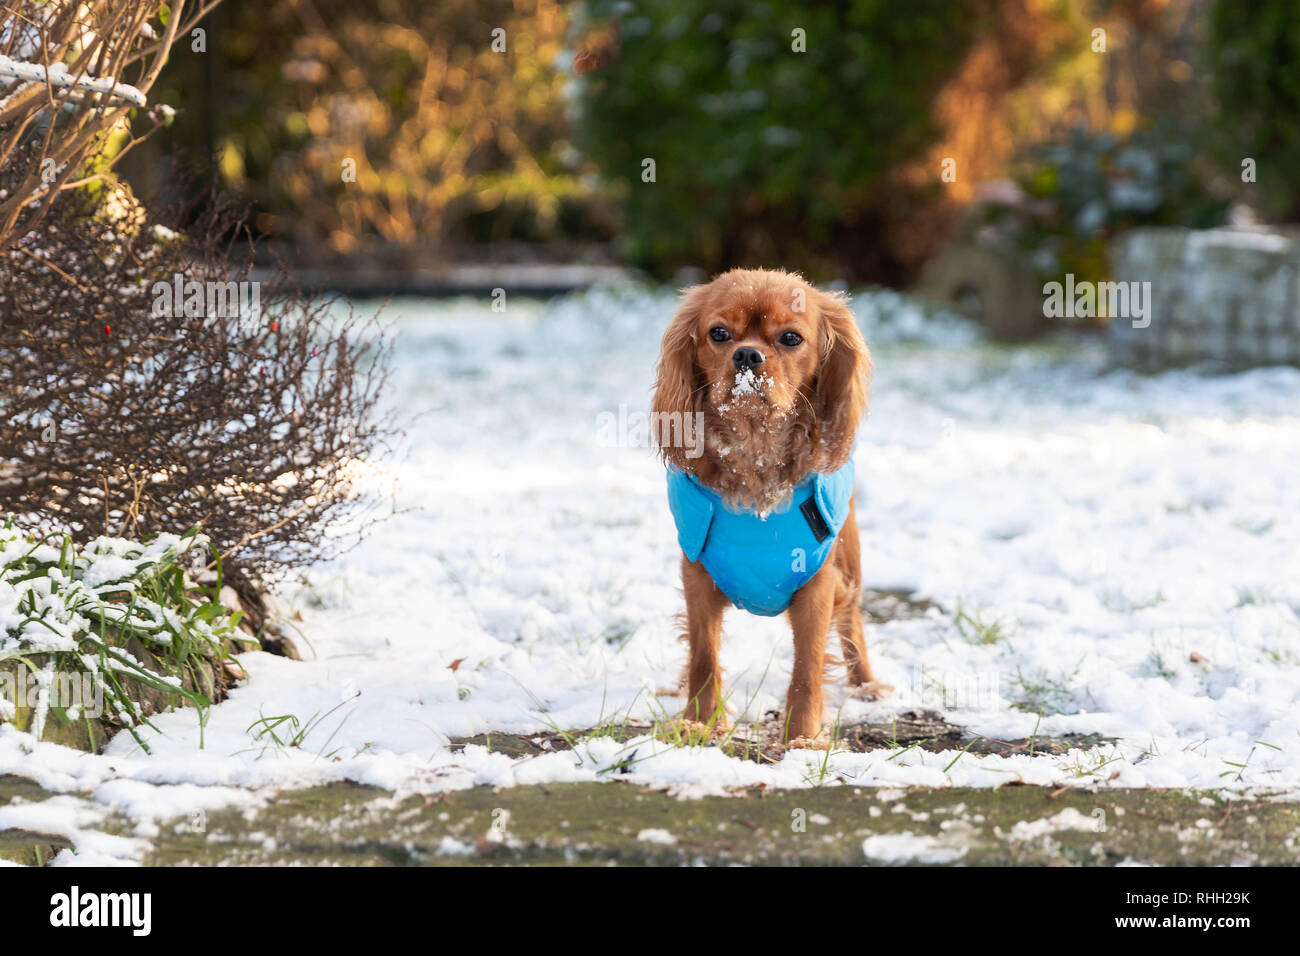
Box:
[1007, 807, 1100, 841]
[862, 831, 967, 864]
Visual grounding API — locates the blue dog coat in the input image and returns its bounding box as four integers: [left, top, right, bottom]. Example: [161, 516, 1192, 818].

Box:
[666, 460, 856, 616]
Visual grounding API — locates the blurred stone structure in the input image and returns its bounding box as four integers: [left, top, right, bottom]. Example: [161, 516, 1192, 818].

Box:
[1109, 227, 1300, 368]
[916, 238, 1044, 341]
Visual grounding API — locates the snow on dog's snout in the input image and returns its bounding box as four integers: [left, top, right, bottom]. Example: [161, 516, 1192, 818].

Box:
[730, 366, 771, 398]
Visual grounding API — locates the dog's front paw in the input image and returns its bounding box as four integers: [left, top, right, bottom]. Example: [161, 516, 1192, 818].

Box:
[662, 716, 733, 744]
[767, 729, 831, 753]
[849, 681, 894, 701]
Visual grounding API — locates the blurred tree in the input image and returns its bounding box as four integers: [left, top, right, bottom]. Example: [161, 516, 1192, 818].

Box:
[152, 0, 611, 257]
[1206, 0, 1300, 220]
[574, 1, 1016, 283]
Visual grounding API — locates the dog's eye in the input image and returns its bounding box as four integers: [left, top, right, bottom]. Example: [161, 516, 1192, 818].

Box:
[778, 331, 803, 347]
[708, 327, 731, 343]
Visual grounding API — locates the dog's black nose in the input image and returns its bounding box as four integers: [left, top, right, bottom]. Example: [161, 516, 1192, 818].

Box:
[732, 347, 764, 371]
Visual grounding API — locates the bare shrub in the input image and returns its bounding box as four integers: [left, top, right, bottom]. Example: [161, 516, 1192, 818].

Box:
[0, 174, 394, 591]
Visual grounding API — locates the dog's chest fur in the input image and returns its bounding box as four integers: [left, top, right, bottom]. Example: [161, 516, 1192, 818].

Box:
[695, 404, 820, 515]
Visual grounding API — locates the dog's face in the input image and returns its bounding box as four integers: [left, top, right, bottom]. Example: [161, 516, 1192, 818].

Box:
[690, 278, 822, 417]
[653, 268, 871, 476]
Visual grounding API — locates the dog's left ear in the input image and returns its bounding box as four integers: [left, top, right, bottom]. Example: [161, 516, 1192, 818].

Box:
[653, 284, 709, 472]
[812, 290, 871, 470]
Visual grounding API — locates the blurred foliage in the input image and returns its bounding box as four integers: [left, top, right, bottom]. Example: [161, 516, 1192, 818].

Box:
[981, 125, 1228, 286]
[132, 0, 1300, 284]
[156, 0, 613, 255]
[1205, 0, 1300, 220]
[573, 0, 990, 281]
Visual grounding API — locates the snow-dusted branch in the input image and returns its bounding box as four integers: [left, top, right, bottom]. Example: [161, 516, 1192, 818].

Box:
[0, 53, 148, 108]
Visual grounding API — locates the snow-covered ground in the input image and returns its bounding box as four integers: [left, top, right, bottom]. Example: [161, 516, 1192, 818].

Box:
[4, 285, 1300, 864]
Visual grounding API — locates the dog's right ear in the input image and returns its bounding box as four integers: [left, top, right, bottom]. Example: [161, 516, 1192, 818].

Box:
[652, 285, 707, 471]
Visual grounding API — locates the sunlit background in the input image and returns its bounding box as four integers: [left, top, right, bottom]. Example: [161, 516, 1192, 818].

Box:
[120, 0, 1294, 335]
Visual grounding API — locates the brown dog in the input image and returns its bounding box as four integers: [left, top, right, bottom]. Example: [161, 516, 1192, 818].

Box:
[653, 268, 890, 747]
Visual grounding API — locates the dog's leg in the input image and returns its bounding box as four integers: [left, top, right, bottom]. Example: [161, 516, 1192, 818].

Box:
[832, 499, 891, 698]
[837, 598, 892, 700]
[836, 591, 874, 686]
[783, 558, 837, 744]
[681, 556, 729, 728]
